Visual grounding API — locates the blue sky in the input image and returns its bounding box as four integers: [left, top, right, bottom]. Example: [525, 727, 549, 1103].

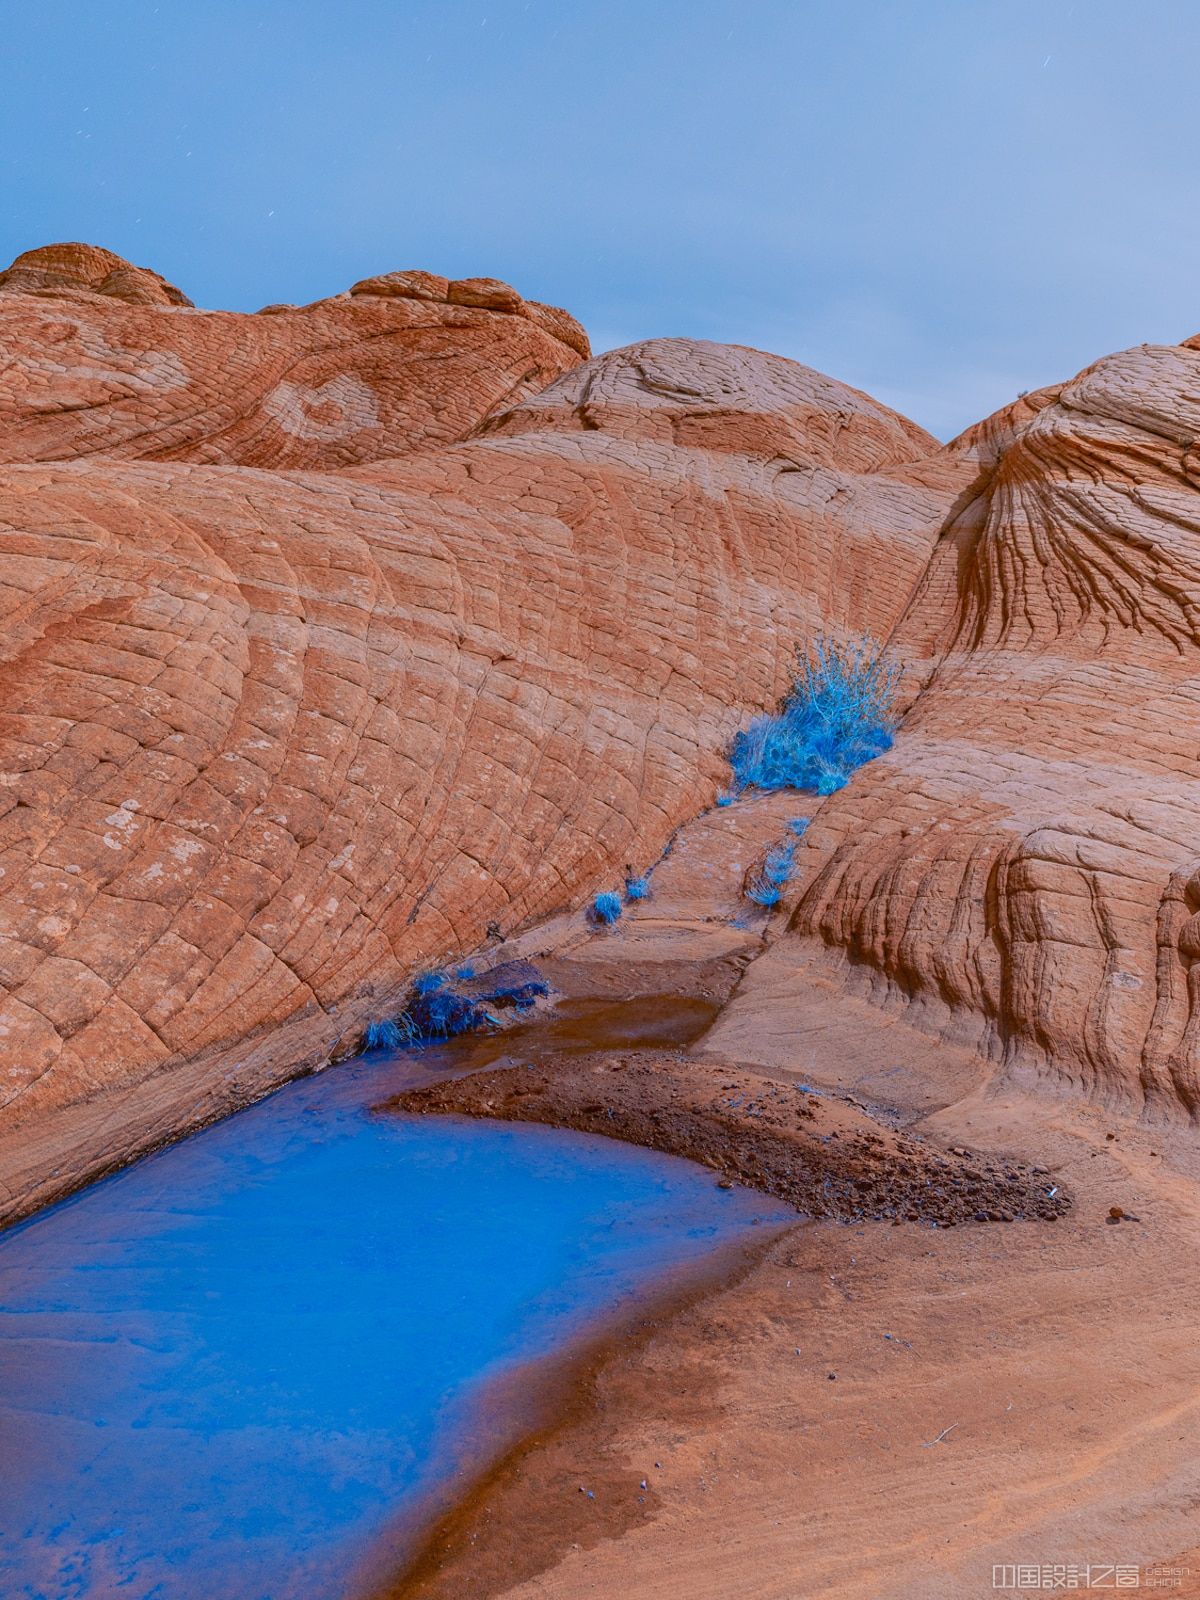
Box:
[3, 1, 1198, 438]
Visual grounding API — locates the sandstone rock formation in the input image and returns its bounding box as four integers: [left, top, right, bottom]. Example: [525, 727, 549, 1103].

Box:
[9, 239, 1200, 1600]
[8, 233, 1198, 1205]
[0, 242, 195, 307]
[785, 337, 1200, 1117]
[0, 244, 589, 468]
[0, 254, 953, 1149]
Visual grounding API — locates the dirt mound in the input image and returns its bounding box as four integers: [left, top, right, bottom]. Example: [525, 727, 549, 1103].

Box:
[389, 1052, 1068, 1226]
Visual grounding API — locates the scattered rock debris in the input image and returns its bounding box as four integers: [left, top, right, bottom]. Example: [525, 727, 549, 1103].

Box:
[386, 1051, 1071, 1227]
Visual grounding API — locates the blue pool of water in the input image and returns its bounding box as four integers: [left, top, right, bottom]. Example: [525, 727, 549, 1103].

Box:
[0, 1051, 785, 1599]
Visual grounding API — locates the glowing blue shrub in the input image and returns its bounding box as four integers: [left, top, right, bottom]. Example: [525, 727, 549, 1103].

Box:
[408, 987, 478, 1038]
[591, 891, 623, 925]
[364, 1013, 421, 1050]
[744, 837, 796, 909]
[729, 633, 899, 795]
[488, 979, 548, 1010]
[359, 962, 550, 1054]
[364, 1018, 404, 1051]
[762, 841, 795, 886]
[625, 876, 650, 902]
[788, 817, 810, 836]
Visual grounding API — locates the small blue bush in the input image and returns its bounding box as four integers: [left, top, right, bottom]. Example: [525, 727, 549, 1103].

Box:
[364, 1013, 422, 1050]
[743, 831, 802, 910]
[359, 961, 552, 1055]
[625, 876, 650, 902]
[591, 891, 623, 926]
[364, 1018, 404, 1051]
[788, 817, 810, 836]
[408, 987, 479, 1038]
[729, 633, 899, 795]
[762, 841, 795, 887]
[715, 790, 736, 807]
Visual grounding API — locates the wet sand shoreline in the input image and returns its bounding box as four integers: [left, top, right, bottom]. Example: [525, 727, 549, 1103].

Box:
[375, 998, 1200, 1600]
[364, 1019, 1080, 1597]
[365, 1219, 797, 1600]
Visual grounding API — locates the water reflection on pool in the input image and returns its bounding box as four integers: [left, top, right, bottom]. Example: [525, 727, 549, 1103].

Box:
[0, 1049, 784, 1599]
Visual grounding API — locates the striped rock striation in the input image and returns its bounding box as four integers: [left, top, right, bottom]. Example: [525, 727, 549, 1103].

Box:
[785, 336, 1200, 1117]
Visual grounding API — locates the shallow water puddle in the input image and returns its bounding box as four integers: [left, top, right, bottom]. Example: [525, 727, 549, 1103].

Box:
[409, 993, 721, 1078]
[0, 1049, 782, 1600]
[508, 993, 720, 1053]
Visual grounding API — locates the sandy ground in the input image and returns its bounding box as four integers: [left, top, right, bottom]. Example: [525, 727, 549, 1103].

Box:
[384, 797, 1200, 1599]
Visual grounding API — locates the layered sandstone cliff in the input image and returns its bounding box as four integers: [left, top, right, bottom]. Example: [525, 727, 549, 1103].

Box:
[0, 249, 953, 1140]
[786, 337, 1200, 1116]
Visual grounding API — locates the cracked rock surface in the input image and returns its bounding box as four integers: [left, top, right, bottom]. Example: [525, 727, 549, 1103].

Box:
[784, 339, 1200, 1116]
[0, 246, 954, 1151]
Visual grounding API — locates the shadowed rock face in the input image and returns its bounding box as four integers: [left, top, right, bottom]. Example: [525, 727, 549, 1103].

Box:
[0, 244, 588, 469]
[0, 257, 954, 1134]
[787, 337, 1200, 1116]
